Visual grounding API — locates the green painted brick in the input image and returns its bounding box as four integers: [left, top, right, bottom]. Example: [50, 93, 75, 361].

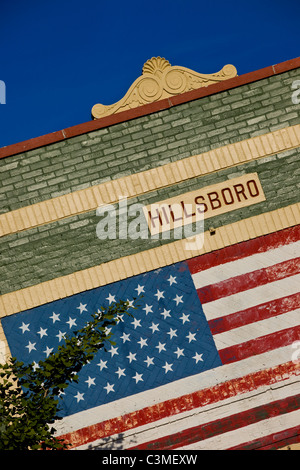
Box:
[0, 68, 299, 216]
[0, 149, 299, 294]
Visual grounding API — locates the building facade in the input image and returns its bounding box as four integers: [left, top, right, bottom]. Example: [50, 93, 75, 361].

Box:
[0, 56, 300, 450]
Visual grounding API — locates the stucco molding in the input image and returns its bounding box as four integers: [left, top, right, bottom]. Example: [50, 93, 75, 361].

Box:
[91, 57, 237, 119]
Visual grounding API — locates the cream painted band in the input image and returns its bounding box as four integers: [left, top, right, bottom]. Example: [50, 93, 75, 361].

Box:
[0, 124, 300, 238]
[0, 202, 299, 318]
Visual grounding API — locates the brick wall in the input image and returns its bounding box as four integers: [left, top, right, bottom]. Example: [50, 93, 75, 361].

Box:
[0, 68, 299, 214]
[0, 147, 299, 295]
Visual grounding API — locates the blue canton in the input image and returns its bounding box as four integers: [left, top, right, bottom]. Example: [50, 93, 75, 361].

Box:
[2, 262, 222, 417]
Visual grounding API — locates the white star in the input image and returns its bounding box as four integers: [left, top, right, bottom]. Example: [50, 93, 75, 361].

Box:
[149, 322, 160, 333]
[156, 342, 166, 353]
[50, 312, 60, 323]
[66, 317, 77, 329]
[180, 313, 190, 324]
[144, 356, 155, 367]
[104, 326, 112, 336]
[116, 314, 124, 323]
[160, 309, 171, 319]
[97, 359, 108, 371]
[56, 330, 66, 342]
[132, 372, 143, 384]
[120, 332, 131, 343]
[154, 289, 164, 301]
[167, 275, 177, 286]
[137, 337, 148, 348]
[44, 346, 53, 357]
[131, 318, 142, 329]
[173, 294, 183, 306]
[127, 352, 137, 363]
[32, 361, 40, 371]
[26, 341, 36, 353]
[162, 362, 173, 374]
[167, 328, 177, 339]
[186, 332, 197, 343]
[19, 322, 30, 334]
[126, 299, 135, 308]
[77, 303, 87, 314]
[74, 391, 85, 402]
[143, 304, 153, 315]
[106, 293, 116, 305]
[174, 347, 184, 358]
[85, 377, 96, 388]
[135, 284, 145, 295]
[193, 352, 204, 363]
[37, 327, 48, 339]
[108, 346, 119, 357]
[96, 308, 103, 318]
[104, 382, 115, 394]
[115, 367, 126, 378]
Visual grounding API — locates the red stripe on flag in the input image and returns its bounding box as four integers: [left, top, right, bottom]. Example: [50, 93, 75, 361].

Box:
[209, 292, 300, 335]
[58, 361, 300, 449]
[219, 325, 300, 365]
[228, 425, 300, 450]
[128, 394, 300, 450]
[187, 225, 300, 274]
[197, 257, 300, 304]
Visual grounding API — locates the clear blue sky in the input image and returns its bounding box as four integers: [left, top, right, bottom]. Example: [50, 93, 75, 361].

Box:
[0, 0, 299, 149]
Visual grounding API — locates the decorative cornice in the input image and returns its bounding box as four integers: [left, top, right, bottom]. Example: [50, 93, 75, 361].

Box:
[91, 57, 238, 119]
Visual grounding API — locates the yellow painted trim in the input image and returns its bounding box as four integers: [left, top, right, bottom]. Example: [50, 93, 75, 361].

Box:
[278, 443, 300, 450]
[0, 124, 300, 238]
[0, 321, 11, 363]
[0, 203, 299, 318]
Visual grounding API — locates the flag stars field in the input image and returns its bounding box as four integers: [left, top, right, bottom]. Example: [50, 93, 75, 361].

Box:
[9, 263, 217, 417]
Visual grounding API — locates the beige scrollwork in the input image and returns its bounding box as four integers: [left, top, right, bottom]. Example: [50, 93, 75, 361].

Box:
[91, 57, 237, 119]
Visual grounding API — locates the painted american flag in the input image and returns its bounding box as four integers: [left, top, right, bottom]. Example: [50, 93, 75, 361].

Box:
[2, 225, 300, 450]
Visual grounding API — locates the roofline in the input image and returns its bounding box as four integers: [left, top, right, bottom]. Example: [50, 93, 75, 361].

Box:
[1, 56, 299, 160]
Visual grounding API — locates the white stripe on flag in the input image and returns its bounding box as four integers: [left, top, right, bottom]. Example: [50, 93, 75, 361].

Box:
[191, 240, 300, 289]
[213, 308, 300, 349]
[178, 409, 300, 450]
[201, 273, 300, 320]
[74, 375, 300, 450]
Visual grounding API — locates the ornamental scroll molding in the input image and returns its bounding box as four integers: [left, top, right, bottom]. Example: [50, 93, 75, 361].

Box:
[91, 57, 237, 119]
